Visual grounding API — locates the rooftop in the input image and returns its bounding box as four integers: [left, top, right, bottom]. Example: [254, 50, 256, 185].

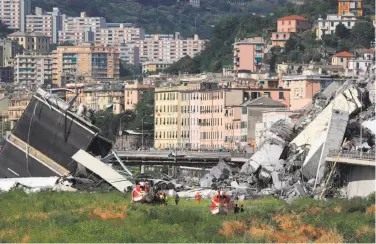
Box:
[8, 32, 49, 37]
[278, 15, 307, 21]
[241, 96, 286, 107]
[335, 51, 354, 57]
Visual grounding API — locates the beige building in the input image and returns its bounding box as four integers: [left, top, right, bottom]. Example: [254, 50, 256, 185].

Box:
[124, 82, 154, 110]
[14, 54, 52, 84]
[8, 32, 50, 54]
[52, 43, 120, 87]
[96, 23, 144, 45]
[154, 82, 245, 150]
[142, 60, 173, 74]
[8, 93, 32, 128]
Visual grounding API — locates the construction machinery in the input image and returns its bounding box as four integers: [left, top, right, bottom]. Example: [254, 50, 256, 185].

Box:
[210, 189, 233, 215]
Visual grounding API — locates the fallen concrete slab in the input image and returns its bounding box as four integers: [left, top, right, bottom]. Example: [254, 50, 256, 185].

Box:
[72, 150, 133, 192]
[0, 177, 76, 193]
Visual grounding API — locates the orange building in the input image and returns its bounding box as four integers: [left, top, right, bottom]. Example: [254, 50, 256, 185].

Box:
[277, 15, 310, 33]
[338, 0, 363, 17]
[272, 15, 310, 47]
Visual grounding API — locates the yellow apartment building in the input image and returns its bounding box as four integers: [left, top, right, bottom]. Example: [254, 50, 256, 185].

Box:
[8, 32, 50, 54]
[8, 94, 32, 129]
[52, 43, 120, 87]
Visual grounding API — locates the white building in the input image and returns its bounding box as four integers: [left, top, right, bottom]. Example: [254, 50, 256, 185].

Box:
[14, 54, 52, 84]
[26, 7, 64, 44]
[189, 0, 200, 8]
[316, 14, 358, 40]
[139, 32, 206, 63]
[0, 0, 31, 31]
[58, 12, 106, 44]
[96, 23, 144, 45]
[346, 51, 374, 76]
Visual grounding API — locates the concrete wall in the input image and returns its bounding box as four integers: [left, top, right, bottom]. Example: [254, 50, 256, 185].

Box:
[347, 165, 375, 199]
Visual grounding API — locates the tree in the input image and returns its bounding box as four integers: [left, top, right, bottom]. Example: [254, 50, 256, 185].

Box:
[166, 56, 200, 75]
[335, 23, 350, 39]
[351, 21, 375, 48]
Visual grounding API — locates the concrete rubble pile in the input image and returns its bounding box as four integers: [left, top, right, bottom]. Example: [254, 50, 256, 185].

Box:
[200, 68, 375, 201]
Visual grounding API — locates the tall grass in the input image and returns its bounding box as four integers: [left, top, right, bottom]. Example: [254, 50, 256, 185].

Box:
[0, 190, 374, 243]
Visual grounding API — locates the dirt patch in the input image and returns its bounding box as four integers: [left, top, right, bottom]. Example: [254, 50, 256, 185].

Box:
[356, 225, 374, 239]
[21, 235, 30, 243]
[218, 221, 246, 237]
[366, 204, 375, 215]
[333, 205, 342, 213]
[315, 230, 344, 243]
[0, 229, 16, 239]
[88, 208, 126, 220]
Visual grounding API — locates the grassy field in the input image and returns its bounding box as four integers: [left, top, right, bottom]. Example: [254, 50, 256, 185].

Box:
[0, 190, 374, 243]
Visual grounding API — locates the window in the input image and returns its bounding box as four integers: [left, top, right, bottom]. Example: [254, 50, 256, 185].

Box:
[242, 107, 247, 114]
[331, 22, 334, 27]
[340, 58, 344, 62]
[264, 92, 271, 97]
[356, 62, 360, 69]
[348, 22, 351, 27]
[279, 92, 284, 99]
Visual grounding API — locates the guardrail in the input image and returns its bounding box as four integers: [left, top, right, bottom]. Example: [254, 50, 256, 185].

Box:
[328, 150, 375, 161]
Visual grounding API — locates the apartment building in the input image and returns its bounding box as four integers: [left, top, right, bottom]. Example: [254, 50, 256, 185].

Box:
[52, 43, 120, 87]
[124, 82, 154, 110]
[96, 23, 144, 45]
[26, 7, 64, 44]
[8, 32, 50, 54]
[58, 12, 106, 44]
[338, 0, 363, 16]
[0, 0, 31, 31]
[0, 38, 23, 66]
[316, 14, 358, 39]
[223, 106, 242, 150]
[245, 88, 291, 108]
[280, 74, 337, 110]
[233, 37, 264, 74]
[14, 54, 52, 84]
[332, 50, 373, 76]
[139, 33, 206, 63]
[272, 15, 310, 47]
[8, 93, 31, 128]
[142, 60, 173, 74]
[154, 82, 244, 150]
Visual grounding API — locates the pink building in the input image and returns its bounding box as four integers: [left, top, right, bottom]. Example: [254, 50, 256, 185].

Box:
[277, 15, 310, 33]
[271, 32, 291, 47]
[233, 37, 264, 75]
[272, 15, 310, 47]
[223, 106, 241, 150]
[124, 82, 154, 110]
[188, 90, 201, 150]
[280, 75, 336, 110]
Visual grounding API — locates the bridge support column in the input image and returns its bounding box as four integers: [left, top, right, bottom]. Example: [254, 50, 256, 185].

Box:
[140, 165, 145, 174]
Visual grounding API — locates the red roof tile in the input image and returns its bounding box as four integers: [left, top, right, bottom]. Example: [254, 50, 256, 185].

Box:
[335, 51, 354, 57]
[278, 15, 307, 21]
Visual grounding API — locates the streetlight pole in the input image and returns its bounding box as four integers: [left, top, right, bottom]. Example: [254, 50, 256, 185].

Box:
[119, 114, 131, 150]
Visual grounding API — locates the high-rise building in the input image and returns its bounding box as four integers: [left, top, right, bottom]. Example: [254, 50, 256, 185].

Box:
[139, 33, 206, 63]
[96, 23, 144, 45]
[338, 0, 363, 16]
[26, 7, 64, 44]
[58, 12, 106, 44]
[0, 0, 31, 31]
[14, 54, 52, 84]
[52, 43, 120, 87]
[8, 32, 51, 54]
[233, 37, 264, 75]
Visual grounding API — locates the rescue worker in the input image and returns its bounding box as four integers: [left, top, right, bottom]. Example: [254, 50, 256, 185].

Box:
[175, 194, 180, 206]
[195, 192, 201, 204]
[240, 204, 244, 213]
[159, 192, 164, 205]
[164, 194, 168, 206]
[234, 204, 239, 214]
